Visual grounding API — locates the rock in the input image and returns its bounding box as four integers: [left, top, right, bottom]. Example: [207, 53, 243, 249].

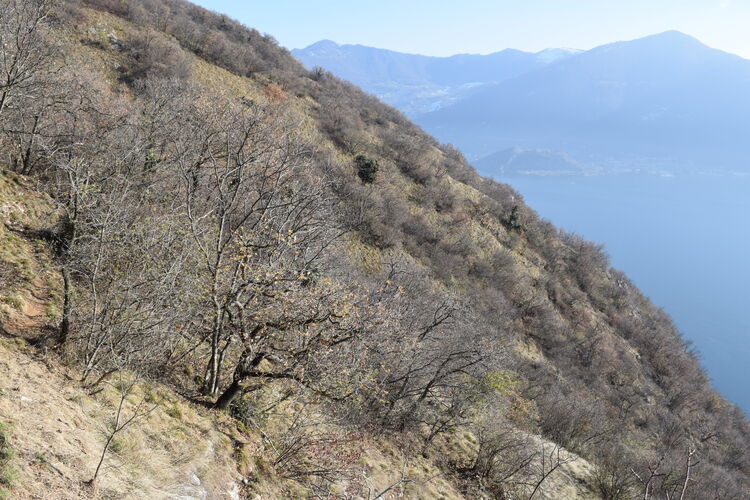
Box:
[166, 484, 208, 500]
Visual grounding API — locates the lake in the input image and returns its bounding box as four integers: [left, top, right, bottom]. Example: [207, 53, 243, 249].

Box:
[499, 172, 750, 413]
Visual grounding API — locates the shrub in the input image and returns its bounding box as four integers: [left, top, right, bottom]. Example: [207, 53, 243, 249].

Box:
[0, 424, 10, 460]
[166, 405, 183, 420]
[0, 468, 15, 487]
[354, 154, 379, 184]
[504, 205, 525, 232]
[108, 437, 128, 454]
[593, 454, 637, 500]
[122, 31, 191, 83]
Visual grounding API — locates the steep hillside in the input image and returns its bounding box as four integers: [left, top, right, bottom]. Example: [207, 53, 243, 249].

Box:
[0, 1, 748, 499]
[0, 170, 565, 500]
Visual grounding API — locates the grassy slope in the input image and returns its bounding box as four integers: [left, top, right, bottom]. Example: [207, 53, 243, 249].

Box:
[0, 170, 59, 331]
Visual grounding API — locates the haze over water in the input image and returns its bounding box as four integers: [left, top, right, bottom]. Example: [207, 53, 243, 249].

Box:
[502, 172, 750, 412]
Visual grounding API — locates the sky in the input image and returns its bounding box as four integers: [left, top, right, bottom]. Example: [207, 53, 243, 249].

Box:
[191, 0, 750, 58]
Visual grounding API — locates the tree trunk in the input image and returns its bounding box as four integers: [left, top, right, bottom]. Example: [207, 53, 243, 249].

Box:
[202, 301, 223, 395]
[59, 266, 71, 344]
[213, 379, 243, 410]
[21, 114, 41, 175]
[0, 90, 8, 116]
[213, 350, 265, 410]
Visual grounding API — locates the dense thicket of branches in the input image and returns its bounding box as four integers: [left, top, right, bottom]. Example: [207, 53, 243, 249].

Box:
[1, 0, 749, 498]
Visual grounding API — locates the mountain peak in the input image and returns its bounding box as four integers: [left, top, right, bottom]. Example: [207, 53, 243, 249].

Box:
[581, 30, 715, 62]
[300, 39, 340, 51]
[536, 47, 582, 64]
[624, 30, 707, 50]
[650, 29, 698, 41]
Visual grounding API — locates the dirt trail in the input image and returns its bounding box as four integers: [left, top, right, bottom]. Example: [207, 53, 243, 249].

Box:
[3, 276, 52, 338]
[0, 228, 58, 341]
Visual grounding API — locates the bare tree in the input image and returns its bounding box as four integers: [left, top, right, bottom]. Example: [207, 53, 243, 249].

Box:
[353, 261, 492, 435]
[89, 375, 158, 485]
[525, 443, 576, 500]
[632, 455, 665, 500]
[141, 85, 353, 407]
[464, 416, 536, 497]
[678, 447, 698, 500]
[47, 83, 198, 379]
[0, 0, 57, 116]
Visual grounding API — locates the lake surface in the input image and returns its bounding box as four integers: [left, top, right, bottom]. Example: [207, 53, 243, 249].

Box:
[499, 172, 750, 413]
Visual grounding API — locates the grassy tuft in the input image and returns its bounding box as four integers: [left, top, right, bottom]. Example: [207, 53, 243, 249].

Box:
[108, 437, 128, 454]
[0, 295, 22, 311]
[0, 468, 16, 487]
[166, 405, 183, 420]
[0, 423, 15, 493]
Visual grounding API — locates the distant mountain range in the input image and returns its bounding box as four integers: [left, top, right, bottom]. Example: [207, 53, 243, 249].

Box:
[292, 41, 579, 115]
[295, 32, 750, 175]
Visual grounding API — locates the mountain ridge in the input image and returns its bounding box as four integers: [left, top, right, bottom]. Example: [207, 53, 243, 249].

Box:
[417, 30, 750, 167]
[295, 39, 581, 62]
[292, 40, 579, 114]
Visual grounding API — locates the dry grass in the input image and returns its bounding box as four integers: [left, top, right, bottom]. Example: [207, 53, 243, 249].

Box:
[0, 339, 241, 499]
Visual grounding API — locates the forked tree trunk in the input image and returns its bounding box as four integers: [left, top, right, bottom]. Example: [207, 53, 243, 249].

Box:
[214, 378, 243, 410]
[213, 350, 265, 410]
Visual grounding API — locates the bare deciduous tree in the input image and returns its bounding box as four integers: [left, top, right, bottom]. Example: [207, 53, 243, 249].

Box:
[89, 375, 158, 485]
[0, 0, 57, 116]
[525, 443, 576, 500]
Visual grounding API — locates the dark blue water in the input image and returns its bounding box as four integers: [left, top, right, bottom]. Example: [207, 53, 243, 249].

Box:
[501, 173, 750, 413]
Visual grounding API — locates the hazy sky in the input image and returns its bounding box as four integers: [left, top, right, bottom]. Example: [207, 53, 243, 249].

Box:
[191, 0, 750, 58]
